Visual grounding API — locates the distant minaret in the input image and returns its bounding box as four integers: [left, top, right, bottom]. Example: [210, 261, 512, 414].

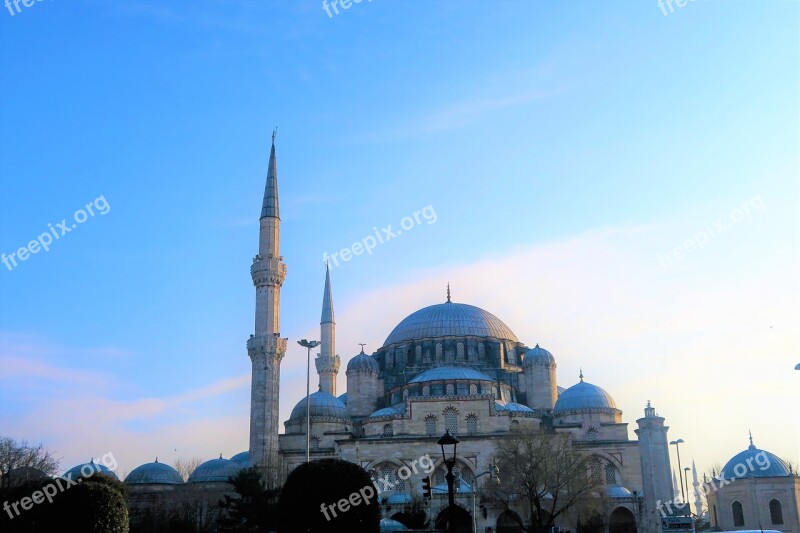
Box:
[315, 263, 340, 395]
[692, 460, 702, 517]
[248, 132, 288, 484]
[635, 401, 675, 530]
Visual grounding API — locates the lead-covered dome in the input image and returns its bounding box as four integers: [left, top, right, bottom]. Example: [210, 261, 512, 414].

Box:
[290, 390, 348, 419]
[383, 301, 518, 346]
[409, 366, 494, 384]
[721, 437, 791, 479]
[554, 378, 617, 412]
[187, 457, 242, 483]
[346, 349, 379, 373]
[63, 461, 119, 481]
[523, 344, 555, 366]
[126, 460, 183, 485]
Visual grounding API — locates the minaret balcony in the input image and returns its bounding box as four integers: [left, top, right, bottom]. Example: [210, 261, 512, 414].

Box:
[251, 256, 287, 286]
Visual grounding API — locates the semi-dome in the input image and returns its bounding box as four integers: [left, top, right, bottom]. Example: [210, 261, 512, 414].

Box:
[337, 392, 348, 405]
[126, 460, 183, 485]
[346, 349, 379, 373]
[523, 344, 555, 366]
[230, 451, 251, 466]
[187, 457, 242, 483]
[383, 301, 519, 346]
[409, 366, 494, 384]
[721, 436, 791, 479]
[608, 485, 634, 498]
[290, 390, 348, 419]
[496, 401, 534, 413]
[554, 377, 617, 412]
[63, 461, 119, 481]
[380, 517, 409, 531]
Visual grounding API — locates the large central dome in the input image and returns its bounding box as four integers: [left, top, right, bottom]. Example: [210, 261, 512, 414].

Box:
[383, 301, 519, 347]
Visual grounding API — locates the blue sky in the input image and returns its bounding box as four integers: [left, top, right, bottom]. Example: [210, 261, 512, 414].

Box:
[1, 1, 797, 478]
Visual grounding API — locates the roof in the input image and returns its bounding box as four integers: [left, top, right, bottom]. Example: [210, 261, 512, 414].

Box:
[290, 390, 348, 419]
[496, 401, 534, 412]
[63, 461, 119, 481]
[721, 437, 791, 479]
[126, 460, 183, 485]
[409, 366, 495, 384]
[230, 451, 251, 466]
[187, 458, 242, 483]
[368, 405, 406, 418]
[261, 138, 279, 219]
[523, 344, 555, 366]
[554, 380, 617, 412]
[346, 349, 379, 373]
[383, 301, 518, 346]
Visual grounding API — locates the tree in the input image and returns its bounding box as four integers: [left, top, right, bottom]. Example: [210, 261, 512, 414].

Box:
[278, 459, 380, 533]
[0, 437, 59, 488]
[173, 457, 203, 482]
[490, 427, 601, 533]
[217, 466, 280, 532]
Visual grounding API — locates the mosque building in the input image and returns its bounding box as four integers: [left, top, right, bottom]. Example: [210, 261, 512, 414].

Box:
[52, 138, 797, 533]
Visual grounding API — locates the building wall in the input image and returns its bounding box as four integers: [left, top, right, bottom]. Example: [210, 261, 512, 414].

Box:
[707, 476, 800, 533]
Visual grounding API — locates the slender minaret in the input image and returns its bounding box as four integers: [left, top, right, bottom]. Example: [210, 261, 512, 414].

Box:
[692, 460, 702, 517]
[248, 132, 288, 484]
[315, 263, 340, 395]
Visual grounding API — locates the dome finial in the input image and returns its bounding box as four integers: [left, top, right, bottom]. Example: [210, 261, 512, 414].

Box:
[446, 282, 451, 303]
[748, 430, 755, 449]
[219, 453, 223, 459]
[358, 342, 366, 354]
[272, 127, 277, 144]
[155, 457, 159, 463]
[579, 367, 584, 382]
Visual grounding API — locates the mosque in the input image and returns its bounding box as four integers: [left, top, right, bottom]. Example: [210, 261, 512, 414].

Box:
[51, 138, 797, 533]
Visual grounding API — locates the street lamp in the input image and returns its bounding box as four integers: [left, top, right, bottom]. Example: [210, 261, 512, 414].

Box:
[683, 467, 692, 514]
[438, 429, 459, 533]
[466, 464, 499, 533]
[670, 438, 685, 503]
[298, 339, 320, 463]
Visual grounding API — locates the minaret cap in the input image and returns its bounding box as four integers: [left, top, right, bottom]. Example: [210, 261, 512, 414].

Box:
[261, 130, 280, 219]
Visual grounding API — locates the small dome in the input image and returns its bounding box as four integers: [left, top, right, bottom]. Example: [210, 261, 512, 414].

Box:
[409, 366, 494, 384]
[187, 457, 242, 483]
[721, 437, 791, 479]
[557, 386, 565, 395]
[386, 493, 412, 505]
[380, 518, 409, 531]
[63, 461, 119, 481]
[383, 301, 519, 346]
[523, 344, 555, 366]
[290, 390, 348, 419]
[554, 377, 617, 413]
[368, 405, 406, 418]
[502, 402, 534, 413]
[346, 349, 379, 374]
[338, 392, 348, 405]
[126, 460, 183, 485]
[230, 451, 251, 466]
[608, 485, 634, 498]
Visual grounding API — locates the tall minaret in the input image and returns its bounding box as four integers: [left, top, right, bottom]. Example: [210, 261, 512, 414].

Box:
[636, 401, 675, 533]
[248, 132, 288, 484]
[315, 264, 340, 395]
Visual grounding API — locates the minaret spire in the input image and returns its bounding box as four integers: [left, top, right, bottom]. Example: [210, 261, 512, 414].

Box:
[248, 134, 288, 487]
[316, 263, 340, 395]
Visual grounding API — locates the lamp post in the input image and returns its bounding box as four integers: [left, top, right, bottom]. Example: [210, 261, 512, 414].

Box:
[683, 467, 691, 514]
[438, 429, 459, 533]
[298, 339, 320, 463]
[670, 438, 685, 503]
[465, 464, 499, 533]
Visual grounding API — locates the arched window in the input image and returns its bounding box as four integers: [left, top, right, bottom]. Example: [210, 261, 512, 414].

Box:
[457, 342, 465, 359]
[466, 414, 478, 435]
[310, 436, 320, 449]
[589, 458, 602, 484]
[732, 501, 744, 527]
[769, 499, 783, 525]
[446, 384, 455, 395]
[422, 385, 430, 397]
[469, 384, 478, 395]
[605, 463, 616, 485]
[510, 420, 520, 430]
[435, 343, 443, 360]
[443, 406, 458, 435]
[586, 427, 599, 441]
[383, 424, 393, 437]
[415, 345, 422, 363]
[425, 414, 437, 436]
[380, 464, 396, 492]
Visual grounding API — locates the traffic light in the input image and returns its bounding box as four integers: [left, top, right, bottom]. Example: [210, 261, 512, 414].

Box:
[421, 475, 432, 499]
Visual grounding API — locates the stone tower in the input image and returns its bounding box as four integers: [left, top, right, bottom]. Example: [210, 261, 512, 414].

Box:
[522, 344, 558, 410]
[315, 264, 340, 395]
[248, 133, 288, 484]
[635, 401, 674, 533]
